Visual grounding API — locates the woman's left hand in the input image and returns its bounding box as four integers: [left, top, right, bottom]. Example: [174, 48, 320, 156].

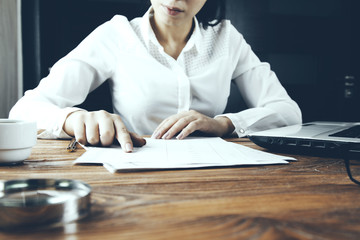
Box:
[151, 110, 235, 140]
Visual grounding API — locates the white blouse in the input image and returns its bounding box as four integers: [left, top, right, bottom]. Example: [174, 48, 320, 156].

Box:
[10, 9, 302, 139]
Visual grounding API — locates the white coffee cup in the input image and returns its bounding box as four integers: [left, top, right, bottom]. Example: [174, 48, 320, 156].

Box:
[0, 119, 37, 164]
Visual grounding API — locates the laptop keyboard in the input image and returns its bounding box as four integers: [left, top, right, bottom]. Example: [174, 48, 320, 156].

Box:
[330, 125, 360, 138]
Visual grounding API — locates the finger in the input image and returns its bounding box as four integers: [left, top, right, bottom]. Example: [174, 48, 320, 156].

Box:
[73, 120, 87, 145]
[98, 117, 115, 147]
[85, 117, 100, 146]
[63, 110, 86, 137]
[113, 117, 133, 153]
[152, 118, 172, 139]
[129, 132, 146, 147]
[162, 115, 195, 139]
[153, 115, 188, 139]
[176, 120, 199, 140]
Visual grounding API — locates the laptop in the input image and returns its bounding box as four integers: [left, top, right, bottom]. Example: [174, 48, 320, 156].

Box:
[248, 121, 360, 155]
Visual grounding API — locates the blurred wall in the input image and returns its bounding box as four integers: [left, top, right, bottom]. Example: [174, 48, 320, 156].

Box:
[226, 0, 359, 122]
[0, 0, 22, 118]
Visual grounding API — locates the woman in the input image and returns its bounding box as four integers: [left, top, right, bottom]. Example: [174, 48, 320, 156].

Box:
[10, 0, 302, 152]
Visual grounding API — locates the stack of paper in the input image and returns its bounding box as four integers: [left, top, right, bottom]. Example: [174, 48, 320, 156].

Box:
[73, 137, 296, 173]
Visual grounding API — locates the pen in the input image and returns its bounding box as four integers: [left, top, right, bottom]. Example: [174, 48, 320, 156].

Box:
[67, 138, 78, 152]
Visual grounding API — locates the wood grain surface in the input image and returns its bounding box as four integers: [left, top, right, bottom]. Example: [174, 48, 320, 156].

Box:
[1, 139, 360, 240]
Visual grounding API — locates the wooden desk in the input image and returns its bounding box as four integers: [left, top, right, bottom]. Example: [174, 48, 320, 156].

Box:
[1, 139, 360, 240]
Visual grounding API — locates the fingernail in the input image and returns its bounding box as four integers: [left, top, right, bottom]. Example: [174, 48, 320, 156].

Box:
[125, 143, 133, 152]
[176, 133, 184, 140]
[151, 131, 160, 139]
[162, 132, 170, 139]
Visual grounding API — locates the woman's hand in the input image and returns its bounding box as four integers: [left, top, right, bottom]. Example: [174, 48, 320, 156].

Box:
[151, 110, 235, 140]
[63, 110, 146, 152]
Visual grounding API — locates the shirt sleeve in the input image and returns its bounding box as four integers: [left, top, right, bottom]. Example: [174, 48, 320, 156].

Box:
[9, 60, 102, 139]
[217, 25, 302, 137]
[9, 17, 123, 139]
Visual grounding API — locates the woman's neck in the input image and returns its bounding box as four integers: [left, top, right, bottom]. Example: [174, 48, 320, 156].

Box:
[150, 15, 194, 60]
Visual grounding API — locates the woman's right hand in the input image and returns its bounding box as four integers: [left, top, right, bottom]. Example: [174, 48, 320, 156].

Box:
[63, 110, 146, 152]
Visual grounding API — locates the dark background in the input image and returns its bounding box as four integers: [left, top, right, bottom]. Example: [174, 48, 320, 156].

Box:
[21, 0, 360, 122]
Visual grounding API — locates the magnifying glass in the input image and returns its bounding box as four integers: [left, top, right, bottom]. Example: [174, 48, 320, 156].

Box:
[0, 179, 91, 229]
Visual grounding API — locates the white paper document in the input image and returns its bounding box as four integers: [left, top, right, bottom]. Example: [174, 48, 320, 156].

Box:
[73, 137, 296, 173]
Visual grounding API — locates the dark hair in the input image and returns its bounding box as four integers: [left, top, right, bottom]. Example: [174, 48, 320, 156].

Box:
[196, 0, 226, 29]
